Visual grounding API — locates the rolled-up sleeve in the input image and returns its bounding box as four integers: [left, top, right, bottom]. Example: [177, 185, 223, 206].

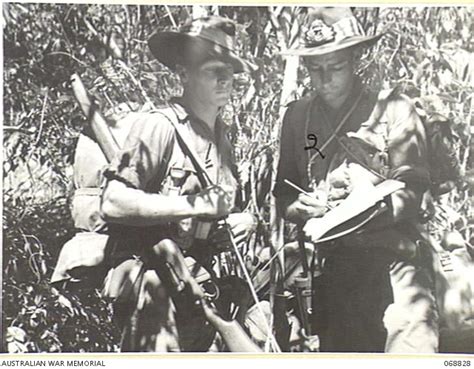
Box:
[104, 112, 175, 190]
[386, 95, 430, 190]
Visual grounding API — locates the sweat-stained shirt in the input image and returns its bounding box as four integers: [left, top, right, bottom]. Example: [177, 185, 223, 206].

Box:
[103, 99, 238, 262]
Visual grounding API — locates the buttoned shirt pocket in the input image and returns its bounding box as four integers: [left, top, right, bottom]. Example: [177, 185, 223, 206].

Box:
[159, 148, 202, 250]
[160, 140, 202, 197]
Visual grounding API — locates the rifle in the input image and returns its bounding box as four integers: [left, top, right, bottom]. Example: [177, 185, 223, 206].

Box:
[70, 74, 119, 162]
[201, 299, 261, 352]
[155, 105, 281, 352]
[69, 73, 262, 352]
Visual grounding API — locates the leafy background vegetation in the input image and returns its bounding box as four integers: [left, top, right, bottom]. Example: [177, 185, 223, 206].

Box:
[3, 4, 472, 352]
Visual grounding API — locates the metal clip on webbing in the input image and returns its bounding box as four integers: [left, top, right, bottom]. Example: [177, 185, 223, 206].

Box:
[294, 274, 319, 352]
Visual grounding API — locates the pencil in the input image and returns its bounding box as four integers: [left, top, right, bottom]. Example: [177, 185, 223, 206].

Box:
[284, 179, 333, 210]
[284, 179, 311, 196]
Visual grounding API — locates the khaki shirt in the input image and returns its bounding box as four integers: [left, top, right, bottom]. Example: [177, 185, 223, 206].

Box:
[104, 99, 238, 258]
[53, 100, 238, 281]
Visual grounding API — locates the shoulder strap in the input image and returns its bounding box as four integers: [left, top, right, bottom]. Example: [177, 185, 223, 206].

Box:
[330, 87, 402, 180]
[307, 92, 363, 164]
[154, 107, 213, 189]
[306, 93, 364, 185]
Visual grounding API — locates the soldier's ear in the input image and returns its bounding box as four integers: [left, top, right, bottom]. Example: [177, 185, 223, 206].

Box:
[175, 64, 189, 84]
[348, 48, 362, 71]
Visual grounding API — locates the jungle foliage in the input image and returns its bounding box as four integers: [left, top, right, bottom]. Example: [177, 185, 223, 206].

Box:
[3, 4, 473, 352]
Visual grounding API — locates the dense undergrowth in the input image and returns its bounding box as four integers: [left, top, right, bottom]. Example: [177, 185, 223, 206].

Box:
[3, 4, 472, 352]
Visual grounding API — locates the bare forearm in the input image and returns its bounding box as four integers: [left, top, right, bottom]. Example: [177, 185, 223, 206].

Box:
[101, 180, 207, 226]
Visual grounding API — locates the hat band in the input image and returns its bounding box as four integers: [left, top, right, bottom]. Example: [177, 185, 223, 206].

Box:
[186, 24, 235, 51]
[303, 16, 366, 48]
[332, 16, 366, 42]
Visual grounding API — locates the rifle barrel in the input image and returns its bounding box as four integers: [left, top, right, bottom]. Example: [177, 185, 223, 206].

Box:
[70, 73, 119, 162]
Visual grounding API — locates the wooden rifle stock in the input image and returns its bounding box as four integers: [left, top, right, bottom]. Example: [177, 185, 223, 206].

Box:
[201, 301, 261, 352]
[70, 73, 119, 162]
[157, 239, 262, 352]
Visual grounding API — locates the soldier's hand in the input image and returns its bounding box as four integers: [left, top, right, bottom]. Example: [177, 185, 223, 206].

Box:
[328, 164, 351, 188]
[327, 164, 352, 201]
[292, 192, 327, 222]
[346, 163, 382, 186]
[226, 212, 257, 245]
[196, 185, 233, 218]
[328, 186, 351, 201]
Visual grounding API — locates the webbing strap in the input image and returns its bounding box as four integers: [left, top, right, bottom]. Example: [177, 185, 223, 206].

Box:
[154, 108, 213, 189]
[333, 135, 387, 181]
[305, 92, 363, 182]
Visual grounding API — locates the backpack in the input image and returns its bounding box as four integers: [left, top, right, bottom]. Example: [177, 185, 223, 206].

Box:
[413, 99, 462, 197]
[365, 91, 473, 350]
[349, 87, 462, 199]
[51, 104, 189, 285]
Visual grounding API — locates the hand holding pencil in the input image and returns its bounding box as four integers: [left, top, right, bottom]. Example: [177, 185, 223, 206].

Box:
[284, 179, 329, 221]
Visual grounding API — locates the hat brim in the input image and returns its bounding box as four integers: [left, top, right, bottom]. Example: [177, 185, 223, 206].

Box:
[148, 31, 256, 73]
[281, 33, 383, 57]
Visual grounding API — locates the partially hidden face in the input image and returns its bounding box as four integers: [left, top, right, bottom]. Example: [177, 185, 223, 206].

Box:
[304, 49, 355, 110]
[184, 59, 235, 108]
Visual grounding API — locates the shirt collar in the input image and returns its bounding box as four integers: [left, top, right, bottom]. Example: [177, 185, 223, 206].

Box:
[169, 97, 231, 137]
[169, 97, 189, 122]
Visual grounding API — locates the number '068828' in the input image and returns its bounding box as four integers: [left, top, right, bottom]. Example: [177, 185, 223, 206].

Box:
[444, 360, 471, 367]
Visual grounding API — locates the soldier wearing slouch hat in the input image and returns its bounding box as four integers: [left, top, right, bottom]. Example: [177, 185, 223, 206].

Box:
[274, 7, 437, 353]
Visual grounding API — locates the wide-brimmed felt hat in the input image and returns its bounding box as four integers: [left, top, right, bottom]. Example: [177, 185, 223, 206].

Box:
[148, 16, 256, 73]
[282, 7, 383, 57]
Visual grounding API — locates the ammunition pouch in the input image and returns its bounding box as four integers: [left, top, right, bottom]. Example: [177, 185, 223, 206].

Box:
[51, 232, 109, 288]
